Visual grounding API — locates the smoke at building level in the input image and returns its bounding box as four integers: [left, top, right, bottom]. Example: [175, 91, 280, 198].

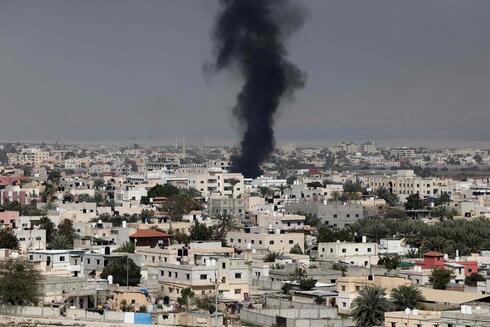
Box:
[211, 0, 307, 178]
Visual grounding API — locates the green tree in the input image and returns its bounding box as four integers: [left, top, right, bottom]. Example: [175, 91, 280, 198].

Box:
[375, 187, 399, 206]
[298, 277, 317, 291]
[332, 262, 348, 277]
[0, 259, 42, 305]
[177, 287, 195, 311]
[189, 222, 213, 241]
[100, 256, 141, 287]
[432, 206, 457, 222]
[38, 216, 56, 243]
[161, 194, 202, 220]
[140, 209, 154, 224]
[258, 186, 273, 197]
[465, 272, 486, 287]
[147, 184, 179, 198]
[114, 241, 135, 253]
[0, 201, 21, 212]
[343, 180, 364, 193]
[289, 244, 303, 255]
[281, 283, 293, 295]
[93, 178, 105, 190]
[48, 234, 72, 250]
[0, 230, 19, 249]
[378, 255, 400, 271]
[405, 194, 424, 210]
[57, 219, 76, 245]
[391, 285, 425, 310]
[430, 268, 452, 290]
[436, 193, 451, 205]
[213, 214, 241, 242]
[352, 286, 393, 327]
[192, 294, 216, 313]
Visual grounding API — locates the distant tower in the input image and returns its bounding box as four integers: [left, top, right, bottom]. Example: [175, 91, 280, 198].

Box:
[182, 138, 186, 158]
[175, 138, 178, 151]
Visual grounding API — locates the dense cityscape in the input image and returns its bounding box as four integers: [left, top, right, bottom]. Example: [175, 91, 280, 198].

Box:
[0, 141, 490, 326]
[2, 0, 490, 326]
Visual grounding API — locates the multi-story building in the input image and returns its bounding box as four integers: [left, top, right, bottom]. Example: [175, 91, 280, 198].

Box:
[360, 170, 453, 200]
[151, 254, 249, 303]
[317, 239, 379, 267]
[286, 201, 363, 228]
[174, 166, 244, 199]
[226, 230, 305, 254]
[7, 148, 57, 166]
[14, 228, 46, 253]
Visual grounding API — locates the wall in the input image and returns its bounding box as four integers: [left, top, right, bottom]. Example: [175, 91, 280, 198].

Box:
[0, 305, 60, 318]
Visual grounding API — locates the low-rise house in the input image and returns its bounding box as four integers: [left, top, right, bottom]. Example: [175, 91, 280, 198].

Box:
[336, 275, 410, 314]
[14, 228, 46, 253]
[129, 229, 170, 247]
[385, 310, 441, 327]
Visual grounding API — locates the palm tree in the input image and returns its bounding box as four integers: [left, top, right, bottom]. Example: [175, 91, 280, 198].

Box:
[48, 234, 72, 250]
[432, 206, 457, 222]
[114, 241, 136, 253]
[214, 213, 241, 242]
[352, 286, 393, 327]
[391, 285, 425, 311]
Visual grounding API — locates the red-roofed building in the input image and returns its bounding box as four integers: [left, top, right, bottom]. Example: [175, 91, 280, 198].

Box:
[416, 251, 478, 277]
[129, 229, 170, 247]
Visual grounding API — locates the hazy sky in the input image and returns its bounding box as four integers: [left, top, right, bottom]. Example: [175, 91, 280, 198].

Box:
[1, 0, 490, 147]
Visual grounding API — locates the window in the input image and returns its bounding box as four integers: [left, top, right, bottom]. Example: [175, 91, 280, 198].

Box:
[289, 240, 294, 244]
[269, 241, 274, 245]
[235, 273, 242, 279]
[174, 272, 178, 278]
[234, 289, 241, 294]
[342, 248, 346, 253]
[391, 323, 396, 327]
[60, 256, 65, 262]
[356, 286, 360, 291]
[161, 271, 164, 276]
[355, 248, 359, 252]
[367, 248, 372, 252]
[168, 272, 172, 277]
[342, 302, 346, 307]
[186, 274, 190, 280]
[341, 286, 346, 291]
[222, 262, 226, 269]
[200, 274, 207, 280]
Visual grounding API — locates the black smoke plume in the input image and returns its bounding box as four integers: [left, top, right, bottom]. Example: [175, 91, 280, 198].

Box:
[212, 0, 306, 178]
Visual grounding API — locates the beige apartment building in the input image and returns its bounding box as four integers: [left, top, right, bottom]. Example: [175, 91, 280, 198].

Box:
[152, 255, 250, 303]
[360, 170, 453, 200]
[317, 240, 379, 267]
[384, 310, 441, 327]
[7, 148, 59, 166]
[174, 166, 244, 199]
[226, 230, 305, 253]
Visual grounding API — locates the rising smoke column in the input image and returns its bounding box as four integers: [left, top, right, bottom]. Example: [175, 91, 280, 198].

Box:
[212, 0, 306, 178]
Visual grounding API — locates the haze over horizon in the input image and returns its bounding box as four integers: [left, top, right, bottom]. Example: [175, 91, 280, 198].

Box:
[1, 0, 490, 147]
